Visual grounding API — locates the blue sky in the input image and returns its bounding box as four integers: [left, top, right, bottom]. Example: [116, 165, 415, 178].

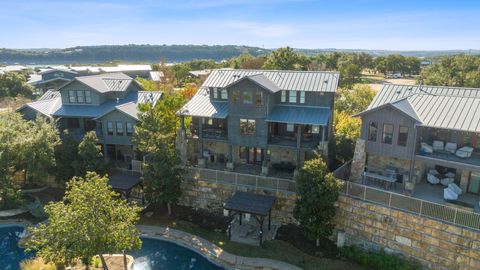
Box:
[1, 0, 480, 50]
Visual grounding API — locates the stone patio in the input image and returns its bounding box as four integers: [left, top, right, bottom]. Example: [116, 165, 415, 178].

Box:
[229, 217, 280, 246]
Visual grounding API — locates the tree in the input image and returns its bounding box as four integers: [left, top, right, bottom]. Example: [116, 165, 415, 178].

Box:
[55, 130, 80, 182]
[334, 111, 362, 165]
[262, 47, 299, 70]
[77, 131, 105, 176]
[0, 72, 34, 98]
[293, 155, 342, 246]
[335, 84, 375, 115]
[134, 93, 186, 215]
[419, 55, 480, 87]
[27, 172, 142, 269]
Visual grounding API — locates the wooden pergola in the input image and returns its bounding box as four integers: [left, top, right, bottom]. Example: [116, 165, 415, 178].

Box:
[108, 172, 145, 205]
[224, 191, 275, 245]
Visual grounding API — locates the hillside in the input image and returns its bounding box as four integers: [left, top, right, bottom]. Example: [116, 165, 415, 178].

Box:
[294, 48, 480, 57]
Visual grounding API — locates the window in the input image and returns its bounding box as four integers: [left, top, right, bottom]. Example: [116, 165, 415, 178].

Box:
[368, 122, 378, 141]
[243, 91, 253, 104]
[68, 90, 76, 103]
[398, 126, 408, 146]
[255, 92, 263, 106]
[66, 118, 79, 129]
[286, 124, 295, 132]
[300, 91, 305, 104]
[116, 122, 124, 136]
[382, 124, 394, 144]
[240, 119, 256, 135]
[312, 125, 320, 134]
[281, 90, 286, 102]
[76, 90, 84, 103]
[221, 89, 228, 99]
[233, 90, 240, 102]
[213, 88, 218, 99]
[126, 122, 133, 136]
[289, 91, 297, 103]
[107, 121, 114, 136]
[85, 91, 92, 104]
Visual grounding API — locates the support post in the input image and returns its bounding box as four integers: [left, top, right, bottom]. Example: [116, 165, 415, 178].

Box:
[268, 210, 271, 231]
[239, 213, 242, 226]
[296, 125, 301, 168]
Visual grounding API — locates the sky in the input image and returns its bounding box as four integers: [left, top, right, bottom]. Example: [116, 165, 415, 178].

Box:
[1, 0, 480, 50]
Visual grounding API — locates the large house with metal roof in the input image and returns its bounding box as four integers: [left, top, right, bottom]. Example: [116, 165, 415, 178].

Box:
[28, 67, 79, 91]
[350, 84, 480, 209]
[19, 72, 162, 164]
[177, 69, 339, 177]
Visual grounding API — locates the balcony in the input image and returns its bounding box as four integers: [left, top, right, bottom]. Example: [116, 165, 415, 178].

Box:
[416, 141, 480, 170]
[202, 128, 227, 140]
[62, 128, 103, 141]
[268, 133, 321, 148]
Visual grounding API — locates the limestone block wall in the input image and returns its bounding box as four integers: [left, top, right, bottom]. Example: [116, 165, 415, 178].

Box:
[335, 195, 480, 270]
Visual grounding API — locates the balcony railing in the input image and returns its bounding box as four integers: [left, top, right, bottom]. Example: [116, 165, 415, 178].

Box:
[269, 134, 321, 148]
[417, 142, 480, 168]
[202, 128, 227, 140]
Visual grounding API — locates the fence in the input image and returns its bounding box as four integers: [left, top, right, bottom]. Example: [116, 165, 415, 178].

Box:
[341, 180, 480, 231]
[184, 167, 296, 194]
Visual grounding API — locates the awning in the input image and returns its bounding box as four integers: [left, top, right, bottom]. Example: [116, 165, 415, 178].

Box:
[266, 105, 330, 126]
[108, 173, 142, 191]
[224, 191, 275, 216]
[178, 88, 228, 119]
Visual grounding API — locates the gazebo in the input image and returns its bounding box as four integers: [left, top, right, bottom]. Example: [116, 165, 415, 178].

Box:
[108, 172, 145, 205]
[224, 191, 276, 245]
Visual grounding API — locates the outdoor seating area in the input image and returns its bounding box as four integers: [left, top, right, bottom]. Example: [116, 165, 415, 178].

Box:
[420, 140, 475, 159]
[362, 166, 404, 190]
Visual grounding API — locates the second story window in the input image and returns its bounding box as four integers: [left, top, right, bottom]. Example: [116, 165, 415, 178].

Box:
[76, 90, 84, 103]
[243, 91, 253, 105]
[312, 125, 320, 134]
[68, 90, 76, 103]
[213, 88, 218, 99]
[382, 124, 394, 144]
[233, 90, 240, 102]
[221, 89, 228, 99]
[240, 119, 256, 135]
[368, 122, 378, 141]
[398, 126, 408, 146]
[286, 123, 295, 132]
[116, 122, 124, 136]
[281, 90, 286, 102]
[300, 91, 305, 104]
[255, 92, 263, 106]
[126, 122, 133, 136]
[107, 121, 114, 136]
[289, 91, 297, 103]
[85, 91, 92, 104]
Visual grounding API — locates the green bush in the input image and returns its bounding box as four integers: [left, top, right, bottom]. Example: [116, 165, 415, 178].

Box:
[340, 246, 421, 270]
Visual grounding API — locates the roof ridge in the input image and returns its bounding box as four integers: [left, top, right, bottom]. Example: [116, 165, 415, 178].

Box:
[214, 68, 340, 74]
[385, 83, 480, 91]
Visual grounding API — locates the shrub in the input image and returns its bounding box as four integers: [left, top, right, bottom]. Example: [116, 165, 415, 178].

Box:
[21, 257, 57, 270]
[340, 246, 421, 270]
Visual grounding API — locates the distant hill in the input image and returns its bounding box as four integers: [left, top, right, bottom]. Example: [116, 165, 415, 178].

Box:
[0, 45, 269, 65]
[1, 44, 479, 65]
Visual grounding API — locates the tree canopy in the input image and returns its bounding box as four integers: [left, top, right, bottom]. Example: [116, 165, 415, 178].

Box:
[0, 72, 34, 98]
[27, 172, 142, 268]
[419, 55, 480, 87]
[77, 131, 105, 176]
[262, 47, 300, 70]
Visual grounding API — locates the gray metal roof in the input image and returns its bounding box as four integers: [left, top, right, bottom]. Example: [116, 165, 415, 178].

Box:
[224, 191, 275, 216]
[149, 71, 164, 81]
[203, 69, 339, 92]
[362, 84, 480, 132]
[266, 105, 330, 125]
[37, 90, 61, 101]
[70, 72, 136, 93]
[178, 88, 228, 118]
[226, 74, 280, 92]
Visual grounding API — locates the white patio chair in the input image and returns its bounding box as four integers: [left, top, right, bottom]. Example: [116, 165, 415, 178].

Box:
[444, 187, 458, 200]
[429, 169, 439, 175]
[445, 142, 457, 154]
[448, 183, 462, 196]
[456, 146, 474, 158]
[445, 172, 456, 178]
[441, 177, 455, 186]
[420, 142, 433, 154]
[432, 140, 444, 152]
[427, 173, 440, 185]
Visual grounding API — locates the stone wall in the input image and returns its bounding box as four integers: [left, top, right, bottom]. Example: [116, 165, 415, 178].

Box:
[366, 153, 425, 184]
[180, 178, 297, 223]
[335, 195, 480, 270]
[350, 138, 366, 182]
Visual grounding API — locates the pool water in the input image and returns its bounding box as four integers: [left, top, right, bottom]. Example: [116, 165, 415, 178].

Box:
[1, 226, 224, 270]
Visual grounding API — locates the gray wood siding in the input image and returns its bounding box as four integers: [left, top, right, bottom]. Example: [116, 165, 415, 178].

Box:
[273, 91, 333, 107]
[227, 116, 268, 147]
[60, 81, 101, 105]
[98, 110, 137, 145]
[360, 106, 417, 159]
[42, 71, 76, 82]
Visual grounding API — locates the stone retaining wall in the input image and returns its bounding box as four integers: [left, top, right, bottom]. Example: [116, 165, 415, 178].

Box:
[180, 178, 297, 223]
[335, 195, 480, 270]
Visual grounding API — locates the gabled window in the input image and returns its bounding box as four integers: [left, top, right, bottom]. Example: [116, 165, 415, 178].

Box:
[85, 91, 92, 104]
[240, 119, 256, 135]
[281, 90, 286, 102]
[243, 91, 253, 104]
[68, 90, 76, 103]
[300, 91, 306, 104]
[126, 122, 133, 136]
[255, 91, 263, 106]
[289, 91, 297, 103]
[382, 124, 394, 144]
[107, 121, 114, 136]
[76, 90, 84, 103]
[398, 126, 408, 146]
[221, 89, 228, 99]
[116, 122, 124, 136]
[368, 122, 378, 142]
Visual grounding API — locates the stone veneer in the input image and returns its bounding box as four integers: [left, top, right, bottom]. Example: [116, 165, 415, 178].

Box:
[350, 138, 366, 182]
[335, 195, 480, 270]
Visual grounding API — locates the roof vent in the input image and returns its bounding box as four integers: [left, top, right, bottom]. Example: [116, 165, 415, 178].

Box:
[324, 80, 329, 84]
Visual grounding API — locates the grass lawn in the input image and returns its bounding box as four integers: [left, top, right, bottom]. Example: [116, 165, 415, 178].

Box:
[140, 214, 365, 270]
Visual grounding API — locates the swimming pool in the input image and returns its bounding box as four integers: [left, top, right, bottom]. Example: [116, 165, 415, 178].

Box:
[1, 225, 224, 270]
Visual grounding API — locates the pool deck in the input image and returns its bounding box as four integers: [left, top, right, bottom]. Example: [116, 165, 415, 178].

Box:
[138, 225, 302, 270]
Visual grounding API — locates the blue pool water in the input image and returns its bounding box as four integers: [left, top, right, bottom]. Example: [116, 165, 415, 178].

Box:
[1, 226, 224, 270]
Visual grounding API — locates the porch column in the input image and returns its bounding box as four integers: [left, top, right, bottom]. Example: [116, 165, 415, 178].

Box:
[180, 115, 185, 130]
[296, 125, 301, 168]
[321, 125, 326, 153]
[261, 147, 269, 176]
[198, 118, 206, 168]
[226, 144, 234, 171]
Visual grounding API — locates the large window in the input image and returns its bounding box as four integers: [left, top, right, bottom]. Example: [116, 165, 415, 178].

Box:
[289, 91, 297, 103]
[398, 126, 408, 146]
[66, 118, 79, 129]
[76, 90, 84, 103]
[221, 89, 228, 99]
[126, 122, 133, 136]
[243, 91, 253, 104]
[281, 90, 286, 102]
[255, 91, 263, 106]
[300, 91, 305, 104]
[240, 119, 256, 135]
[116, 122, 124, 136]
[232, 90, 240, 102]
[68, 90, 76, 103]
[368, 122, 378, 141]
[85, 91, 92, 104]
[382, 124, 394, 144]
[107, 121, 114, 136]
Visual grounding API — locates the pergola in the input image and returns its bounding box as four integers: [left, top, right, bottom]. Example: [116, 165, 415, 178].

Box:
[224, 191, 275, 245]
[108, 172, 144, 205]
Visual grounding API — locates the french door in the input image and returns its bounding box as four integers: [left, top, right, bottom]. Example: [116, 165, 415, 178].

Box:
[247, 147, 263, 164]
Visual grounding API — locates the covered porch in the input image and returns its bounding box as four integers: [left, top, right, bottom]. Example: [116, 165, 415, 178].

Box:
[58, 117, 104, 141]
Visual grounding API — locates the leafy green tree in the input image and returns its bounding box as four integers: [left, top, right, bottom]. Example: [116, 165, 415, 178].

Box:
[262, 47, 300, 70]
[335, 84, 375, 115]
[419, 55, 480, 87]
[334, 111, 362, 165]
[55, 130, 80, 182]
[77, 131, 105, 175]
[134, 93, 186, 215]
[27, 172, 142, 269]
[294, 155, 342, 246]
[339, 63, 362, 87]
[0, 72, 34, 98]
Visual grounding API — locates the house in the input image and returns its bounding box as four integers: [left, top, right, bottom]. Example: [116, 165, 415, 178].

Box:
[28, 67, 78, 91]
[350, 84, 480, 209]
[18, 72, 162, 165]
[177, 69, 339, 177]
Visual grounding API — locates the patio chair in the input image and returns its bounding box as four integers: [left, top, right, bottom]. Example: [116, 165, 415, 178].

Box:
[448, 183, 462, 196]
[445, 142, 457, 154]
[427, 173, 440, 185]
[445, 172, 456, 178]
[432, 140, 445, 152]
[420, 142, 433, 154]
[456, 146, 474, 158]
[444, 187, 459, 200]
[440, 177, 454, 186]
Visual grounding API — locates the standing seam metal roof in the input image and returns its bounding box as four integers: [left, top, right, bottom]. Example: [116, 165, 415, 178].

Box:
[178, 87, 228, 118]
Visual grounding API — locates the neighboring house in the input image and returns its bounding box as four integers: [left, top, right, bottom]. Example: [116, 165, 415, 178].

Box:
[70, 65, 153, 79]
[177, 69, 339, 177]
[28, 67, 78, 91]
[351, 84, 480, 208]
[18, 72, 162, 164]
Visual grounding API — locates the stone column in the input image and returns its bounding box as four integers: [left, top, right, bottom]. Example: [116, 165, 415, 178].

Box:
[197, 118, 206, 167]
[350, 138, 367, 182]
[459, 170, 470, 192]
